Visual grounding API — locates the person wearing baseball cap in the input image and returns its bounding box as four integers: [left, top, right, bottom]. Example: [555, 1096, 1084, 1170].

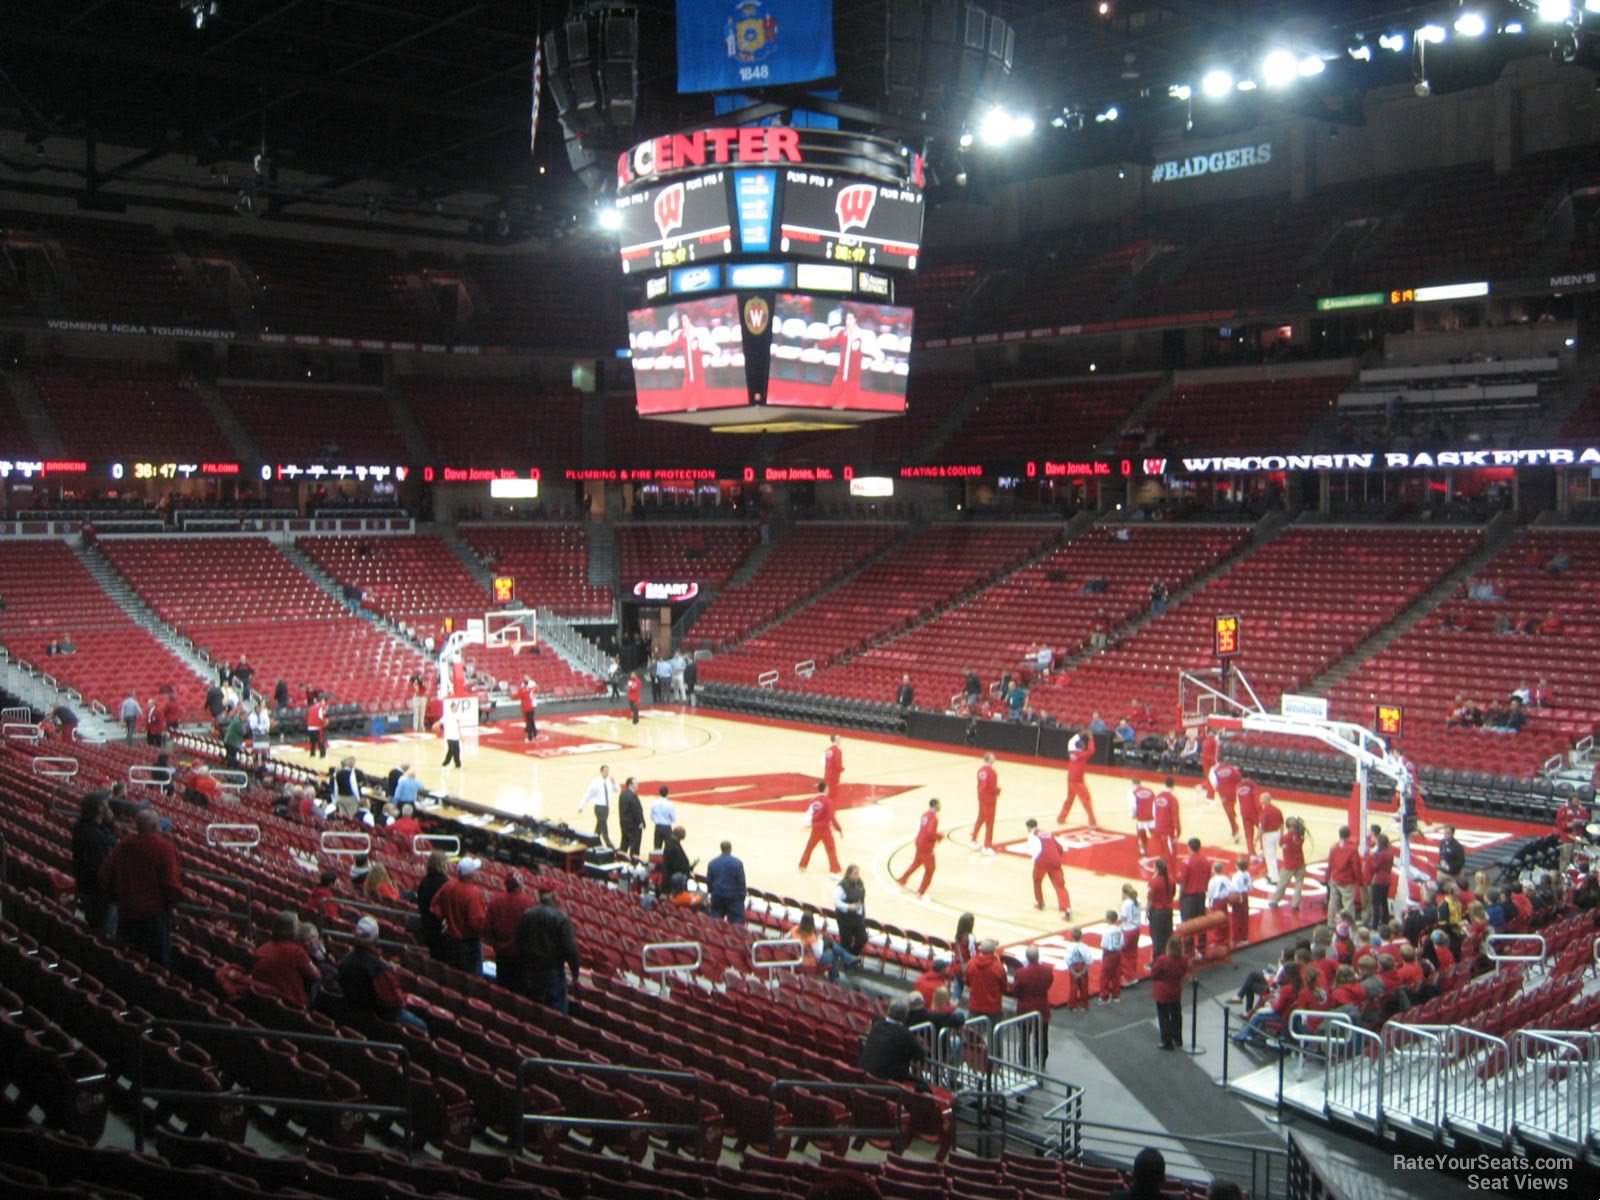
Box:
[337, 916, 428, 1033]
[516, 876, 581, 1014]
[429, 857, 488, 975]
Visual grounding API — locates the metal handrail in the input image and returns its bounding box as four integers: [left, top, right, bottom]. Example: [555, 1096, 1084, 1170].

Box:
[1440, 1025, 1512, 1137]
[205, 823, 261, 850]
[749, 936, 806, 977]
[768, 1078, 910, 1149]
[1485, 932, 1546, 965]
[319, 830, 371, 857]
[795, 659, 816, 678]
[758, 669, 780, 689]
[31, 756, 80, 778]
[1382, 1021, 1447, 1133]
[3, 722, 44, 743]
[642, 940, 703, 982]
[412, 833, 460, 857]
[212, 768, 252, 792]
[133, 1017, 412, 1155]
[1068, 1117, 1289, 1200]
[130, 765, 176, 789]
[1512, 1029, 1597, 1155]
[0, 705, 30, 724]
[512, 1057, 706, 1155]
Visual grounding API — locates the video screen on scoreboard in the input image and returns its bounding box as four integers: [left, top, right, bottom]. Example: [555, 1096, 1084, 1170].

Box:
[778, 171, 924, 269]
[766, 295, 913, 412]
[627, 295, 751, 415]
[616, 172, 734, 274]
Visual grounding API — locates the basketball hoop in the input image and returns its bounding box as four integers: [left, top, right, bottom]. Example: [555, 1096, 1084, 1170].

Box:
[1176, 663, 1419, 916]
[483, 608, 536, 651]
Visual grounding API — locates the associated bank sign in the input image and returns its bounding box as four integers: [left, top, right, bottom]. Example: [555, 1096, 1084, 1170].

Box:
[1151, 143, 1272, 184]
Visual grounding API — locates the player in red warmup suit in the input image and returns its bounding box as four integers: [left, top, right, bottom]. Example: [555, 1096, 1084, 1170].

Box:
[897, 798, 941, 897]
[822, 735, 844, 794]
[971, 753, 1000, 852]
[1152, 776, 1182, 867]
[1129, 779, 1156, 856]
[1058, 735, 1098, 826]
[1024, 818, 1071, 917]
[1198, 732, 1221, 798]
[799, 781, 843, 873]
[1209, 760, 1242, 841]
[1235, 776, 1261, 856]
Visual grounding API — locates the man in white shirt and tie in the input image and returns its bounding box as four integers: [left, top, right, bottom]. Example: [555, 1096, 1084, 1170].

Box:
[579, 765, 619, 848]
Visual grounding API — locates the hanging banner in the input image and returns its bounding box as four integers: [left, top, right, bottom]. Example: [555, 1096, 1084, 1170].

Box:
[677, 0, 837, 94]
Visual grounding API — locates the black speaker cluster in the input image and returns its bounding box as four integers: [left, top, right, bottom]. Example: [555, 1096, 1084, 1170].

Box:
[886, 0, 1016, 125]
[543, 3, 648, 192]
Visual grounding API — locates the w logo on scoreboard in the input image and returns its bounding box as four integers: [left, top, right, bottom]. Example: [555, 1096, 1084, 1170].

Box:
[835, 184, 877, 232]
[654, 183, 686, 238]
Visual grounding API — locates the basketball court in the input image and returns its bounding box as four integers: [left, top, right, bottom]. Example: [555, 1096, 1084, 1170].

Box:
[268, 697, 1549, 1003]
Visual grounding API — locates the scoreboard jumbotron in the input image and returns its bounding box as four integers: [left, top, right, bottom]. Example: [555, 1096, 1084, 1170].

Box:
[613, 125, 926, 431]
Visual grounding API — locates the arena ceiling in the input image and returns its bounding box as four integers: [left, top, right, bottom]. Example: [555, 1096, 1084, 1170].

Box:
[0, 1, 1578, 239]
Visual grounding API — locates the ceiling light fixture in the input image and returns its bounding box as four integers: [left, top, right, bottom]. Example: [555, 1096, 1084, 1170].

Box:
[1262, 49, 1298, 87]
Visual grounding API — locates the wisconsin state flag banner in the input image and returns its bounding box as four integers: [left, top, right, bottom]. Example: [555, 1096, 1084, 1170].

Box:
[677, 0, 837, 95]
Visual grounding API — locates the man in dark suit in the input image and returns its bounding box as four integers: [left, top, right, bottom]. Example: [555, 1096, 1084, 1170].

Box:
[617, 776, 645, 859]
[859, 1000, 928, 1085]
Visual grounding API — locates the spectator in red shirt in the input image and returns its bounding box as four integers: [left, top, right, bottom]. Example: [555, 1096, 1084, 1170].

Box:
[1365, 833, 1397, 924]
[430, 857, 489, 974]
[388, 803, 422, 844]
[251, 910, 321, 1009]
[486, 872, 537, 990]
[1151, 943, 1188, 1050]
[1557, 791, 1592, 871]
[1326, 826, 1362, 926]
[1147, 859, 1175, 962]
[1428, 929, 1456, 974]
[362, 862, 401, 905]
[98, 809, 185, 966]
[308, 870, 341, 923]
[1327, 965, 1366, 1015]
[1233, 963, 1300, 1044]
[1011, 946, 1055, 1064]
[144, 694, 168, 748]
[964, 938, 1010, 1019]
[1507, 882, 1533, 925]
[914, 958, 951, 1010]
[1393, 943, 1425, 994]
[186, 765, 222, 807]
[1178, 838, 1210, 944]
